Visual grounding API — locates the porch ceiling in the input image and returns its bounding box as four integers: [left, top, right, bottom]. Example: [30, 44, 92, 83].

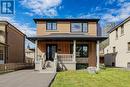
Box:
[27, 33, 107, 42]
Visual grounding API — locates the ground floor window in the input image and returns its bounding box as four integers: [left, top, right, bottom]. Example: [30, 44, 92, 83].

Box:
[70, 44, 88, 58]
[0, 46, 5, 61]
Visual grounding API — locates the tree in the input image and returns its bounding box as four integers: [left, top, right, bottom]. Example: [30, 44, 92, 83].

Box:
[100, 22, 116, 51]
[103, 22, 116, 36]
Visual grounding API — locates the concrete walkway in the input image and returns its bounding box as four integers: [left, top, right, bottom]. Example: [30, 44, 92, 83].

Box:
[0, 70, 56, 87]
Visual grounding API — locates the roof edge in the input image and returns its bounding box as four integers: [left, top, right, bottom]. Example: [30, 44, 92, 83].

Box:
[108, 16, 130, 33]
[33, 18, 100, 23]
[27, 36, 108, 42]
[0, 21, 25, 36]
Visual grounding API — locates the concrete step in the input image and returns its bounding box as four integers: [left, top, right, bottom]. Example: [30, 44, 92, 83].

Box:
[40, 61, 56, 73]
[39, 68, 56, 73]
[45, 61, 54, 68]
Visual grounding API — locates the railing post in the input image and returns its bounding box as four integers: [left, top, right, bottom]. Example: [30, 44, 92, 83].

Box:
[35, 40, 42, 71]
[54, 53, 57, 61]
[54, 53, 57, 73]
[73, 40, 76, 62]
[42, 53, 45, 69]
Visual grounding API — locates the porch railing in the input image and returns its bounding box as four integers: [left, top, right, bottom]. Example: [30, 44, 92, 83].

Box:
[42, 53, 46, 69]
[57, 54, 74, 62]
[54, 53, 58, 73]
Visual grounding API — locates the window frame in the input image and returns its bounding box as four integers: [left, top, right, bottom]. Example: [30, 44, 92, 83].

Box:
[128, 42, 130, 51]
[121, 24, 124, 35]
[70, 44, 89, 58]
[0, 46, 5, 61]
[113, 47, 116, 53]
[116, 29, 118, 39]
[70, 22, 88, 33]
[46, 22, 57, 30]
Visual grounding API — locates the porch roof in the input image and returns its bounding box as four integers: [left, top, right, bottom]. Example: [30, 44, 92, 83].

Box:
[33, 18, 100, 23]
[27, 33, 107, 42]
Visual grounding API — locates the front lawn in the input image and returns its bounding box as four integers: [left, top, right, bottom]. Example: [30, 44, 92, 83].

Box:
[51, 68, 130, 87]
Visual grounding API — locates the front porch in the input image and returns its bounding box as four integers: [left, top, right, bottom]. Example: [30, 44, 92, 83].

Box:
[35, 40, 100, 71]
[27, 34, 107, 71]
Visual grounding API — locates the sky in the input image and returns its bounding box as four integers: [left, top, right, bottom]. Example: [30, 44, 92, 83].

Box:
[0, 0, 130, 47]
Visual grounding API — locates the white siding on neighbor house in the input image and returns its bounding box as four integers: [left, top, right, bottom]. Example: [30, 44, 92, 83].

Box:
[104, 20, 130, 68]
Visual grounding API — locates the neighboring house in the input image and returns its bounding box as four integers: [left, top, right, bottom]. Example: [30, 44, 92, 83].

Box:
[99, 49, 105, 64]
[25, 48, 35, 63]
[104, 16, 130, 68]
[28, 18, 106, 70]
[0, 21, 25, 64]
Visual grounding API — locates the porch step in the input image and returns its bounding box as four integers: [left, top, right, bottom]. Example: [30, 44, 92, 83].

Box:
[40, 68, 56, 73]
[40, 61, 56, 73]
[44, 61, 54, 68]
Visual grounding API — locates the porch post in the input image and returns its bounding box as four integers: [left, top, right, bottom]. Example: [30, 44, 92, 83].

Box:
[73, 40, 76, 62]
[96, 41, 100, 71]
[35, 40, 38, 62]
[34, 40, 39, 71]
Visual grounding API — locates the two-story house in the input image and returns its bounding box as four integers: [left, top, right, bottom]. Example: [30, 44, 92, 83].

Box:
[104, 16, 130, 68]
[28, 18, 106, 71]
[25, 48, 35, 63]
[0, 21, 25, 64]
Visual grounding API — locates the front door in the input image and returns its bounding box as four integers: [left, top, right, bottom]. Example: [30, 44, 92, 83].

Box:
[46, 44, 57, 61]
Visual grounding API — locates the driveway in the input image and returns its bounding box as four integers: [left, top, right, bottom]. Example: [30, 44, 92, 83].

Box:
[0, 70, 56, 87]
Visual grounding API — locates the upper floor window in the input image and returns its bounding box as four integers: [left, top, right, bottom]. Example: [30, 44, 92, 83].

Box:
[128, 42, 130, 51]
[121, 24, 124, 35]
[71, 23, 88, 32]
[116, 29, 118, 39]
[46, 22, 57, 30]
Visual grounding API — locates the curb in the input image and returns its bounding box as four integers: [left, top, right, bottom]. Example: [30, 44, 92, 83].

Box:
[48, 72, 57, 87]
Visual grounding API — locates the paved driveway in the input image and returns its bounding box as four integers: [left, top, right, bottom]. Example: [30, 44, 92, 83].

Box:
[0, 70, 56, 87]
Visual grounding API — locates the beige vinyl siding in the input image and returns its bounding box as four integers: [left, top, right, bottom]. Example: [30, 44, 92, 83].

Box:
[37, 21, 97, 36]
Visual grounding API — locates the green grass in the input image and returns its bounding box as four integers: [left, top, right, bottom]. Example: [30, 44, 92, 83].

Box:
[51, 68, 130, 87]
